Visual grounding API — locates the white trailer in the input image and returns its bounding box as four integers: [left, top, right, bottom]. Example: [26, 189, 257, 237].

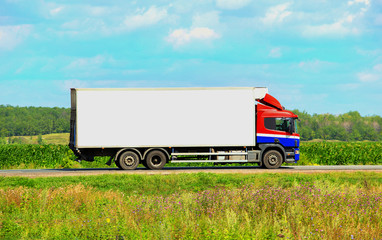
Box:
[69, 87, 299, 169]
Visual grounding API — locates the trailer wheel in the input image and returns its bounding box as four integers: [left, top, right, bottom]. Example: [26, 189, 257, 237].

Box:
[145, 150, 167, 170]
[262, 150, 283, 169]
[115, 160, 122, 169]
[118, 151, 140, 170]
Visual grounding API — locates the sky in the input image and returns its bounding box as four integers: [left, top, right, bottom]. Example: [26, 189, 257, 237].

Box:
[0, 0, 382, 116]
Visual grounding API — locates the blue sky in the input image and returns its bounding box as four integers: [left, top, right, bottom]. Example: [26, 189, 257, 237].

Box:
[0, 0, 381, 116]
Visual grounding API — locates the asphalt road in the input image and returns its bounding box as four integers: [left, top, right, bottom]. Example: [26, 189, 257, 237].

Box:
[1, 165, 382, 178]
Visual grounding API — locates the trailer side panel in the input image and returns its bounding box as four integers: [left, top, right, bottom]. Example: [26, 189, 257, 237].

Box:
[74, 88, 267, 148]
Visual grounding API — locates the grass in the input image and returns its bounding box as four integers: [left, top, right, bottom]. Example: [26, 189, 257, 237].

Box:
[4, 133, 69, 145]
[39, 133, 69, 144]
[1, 172, 382, 239]
[1, 172, 382, 195]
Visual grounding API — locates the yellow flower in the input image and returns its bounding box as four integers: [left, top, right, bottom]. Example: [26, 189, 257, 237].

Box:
[106, 218, 110, 223]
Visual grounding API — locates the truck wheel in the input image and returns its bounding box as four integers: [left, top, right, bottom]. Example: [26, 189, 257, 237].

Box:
[145, 150, 167, 170]
[262, 150, 283, 169]
[118, 151, 140, 170]
[115, 160, 122, 169]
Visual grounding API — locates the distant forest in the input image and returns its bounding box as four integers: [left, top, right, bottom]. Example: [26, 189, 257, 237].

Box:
[293, 110, 382, 141]
[0, 105, 381, 141]
[0, 105, 70, 137]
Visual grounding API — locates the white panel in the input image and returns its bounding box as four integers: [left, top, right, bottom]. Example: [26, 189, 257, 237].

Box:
[75, 88, 265, 148]
[253, 88, 268, 99]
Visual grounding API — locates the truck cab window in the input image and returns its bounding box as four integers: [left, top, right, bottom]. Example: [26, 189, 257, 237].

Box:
[264, 118, 276, 130]
[265, 117, 293, 133]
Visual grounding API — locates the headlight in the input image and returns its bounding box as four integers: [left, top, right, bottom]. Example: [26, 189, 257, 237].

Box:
[295, 150, 300, 155]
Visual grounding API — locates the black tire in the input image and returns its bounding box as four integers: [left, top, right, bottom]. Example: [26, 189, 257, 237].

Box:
[145, 150, 167, 170]
[118, 151, 140, 170]
[257, 161, 263, 168]
[262, 150, 283, 169]
[115, 159, 122, 169]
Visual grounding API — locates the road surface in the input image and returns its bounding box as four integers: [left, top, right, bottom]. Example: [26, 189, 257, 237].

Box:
[1, 165, 382, 178]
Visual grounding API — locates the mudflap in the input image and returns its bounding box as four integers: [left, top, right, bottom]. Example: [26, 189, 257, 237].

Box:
[105, 156, 114, 166]
[69, 146, 94, 163]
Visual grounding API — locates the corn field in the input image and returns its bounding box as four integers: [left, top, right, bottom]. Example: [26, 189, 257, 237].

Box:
[0, 145, 73, 169]
[301, 142, 382, 165]
[0, 142, 381, 169]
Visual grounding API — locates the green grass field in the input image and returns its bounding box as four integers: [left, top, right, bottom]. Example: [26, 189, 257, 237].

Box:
[4, 133, 69, 145]
[1, 172, 381, 239]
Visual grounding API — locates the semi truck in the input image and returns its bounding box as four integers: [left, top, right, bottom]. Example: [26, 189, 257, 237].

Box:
[69, 87, 300, 170]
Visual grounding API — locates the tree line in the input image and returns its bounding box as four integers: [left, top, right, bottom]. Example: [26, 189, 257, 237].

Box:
[293, 110, 382, 141]
[0, 105, 381, 141]
[0, 105, 70, 137]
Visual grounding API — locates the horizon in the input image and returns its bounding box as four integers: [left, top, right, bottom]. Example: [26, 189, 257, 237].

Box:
[1, 102, 381, 118]
[0, 0, 381, 116]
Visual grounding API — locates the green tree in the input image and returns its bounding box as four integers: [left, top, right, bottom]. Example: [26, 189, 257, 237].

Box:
[0, 105, 70, 137]
[37, 135, 44, 145]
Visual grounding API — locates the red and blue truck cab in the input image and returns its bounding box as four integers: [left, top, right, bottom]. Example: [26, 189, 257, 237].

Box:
[256, 93, 300, 168]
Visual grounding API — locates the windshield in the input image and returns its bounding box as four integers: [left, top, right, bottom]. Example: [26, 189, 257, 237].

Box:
[264, 117, 297, 133]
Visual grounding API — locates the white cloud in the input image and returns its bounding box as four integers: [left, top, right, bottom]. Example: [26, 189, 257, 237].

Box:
[93, 80, 121, 86]
[124, 6, 167, 30]
[166, 27, 220, 47]
[302, 0, 370, 38]
[46, 3, 117, 18]
[122, 69, 146, 75]
[65, 55, 107, 70]
[269, 47, 282, 58]
[302, 19, 359, 37]
[86, 6, 111, 16]
[57, 5, 170, 36]
[357, 64, 382, 82]
[298, 59, 333, 72]
[373, 64, 382, 71]
[298, 60, 318, 68]
[356, 48, 382, 57]
[216, 0, 251, 10]
[262, 3, 292, 25]
[61, 79, 88, 91]
[15, 59, 34, 74]
[375, 14, 382, 25]
[0, 25, 32, 51]
[192, 11, 220, 28]
[348, 0, 370, 6]
[338, 83, 361, 91]
[358, 73, 379, 82]
[61, 18, 111, 36]
[50, 6, 64, 16]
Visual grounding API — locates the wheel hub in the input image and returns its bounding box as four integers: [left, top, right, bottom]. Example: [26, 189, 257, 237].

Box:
[124, 156, 134, 166]
[268, 154, 278, 165]
[151, 156, 161, 166]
